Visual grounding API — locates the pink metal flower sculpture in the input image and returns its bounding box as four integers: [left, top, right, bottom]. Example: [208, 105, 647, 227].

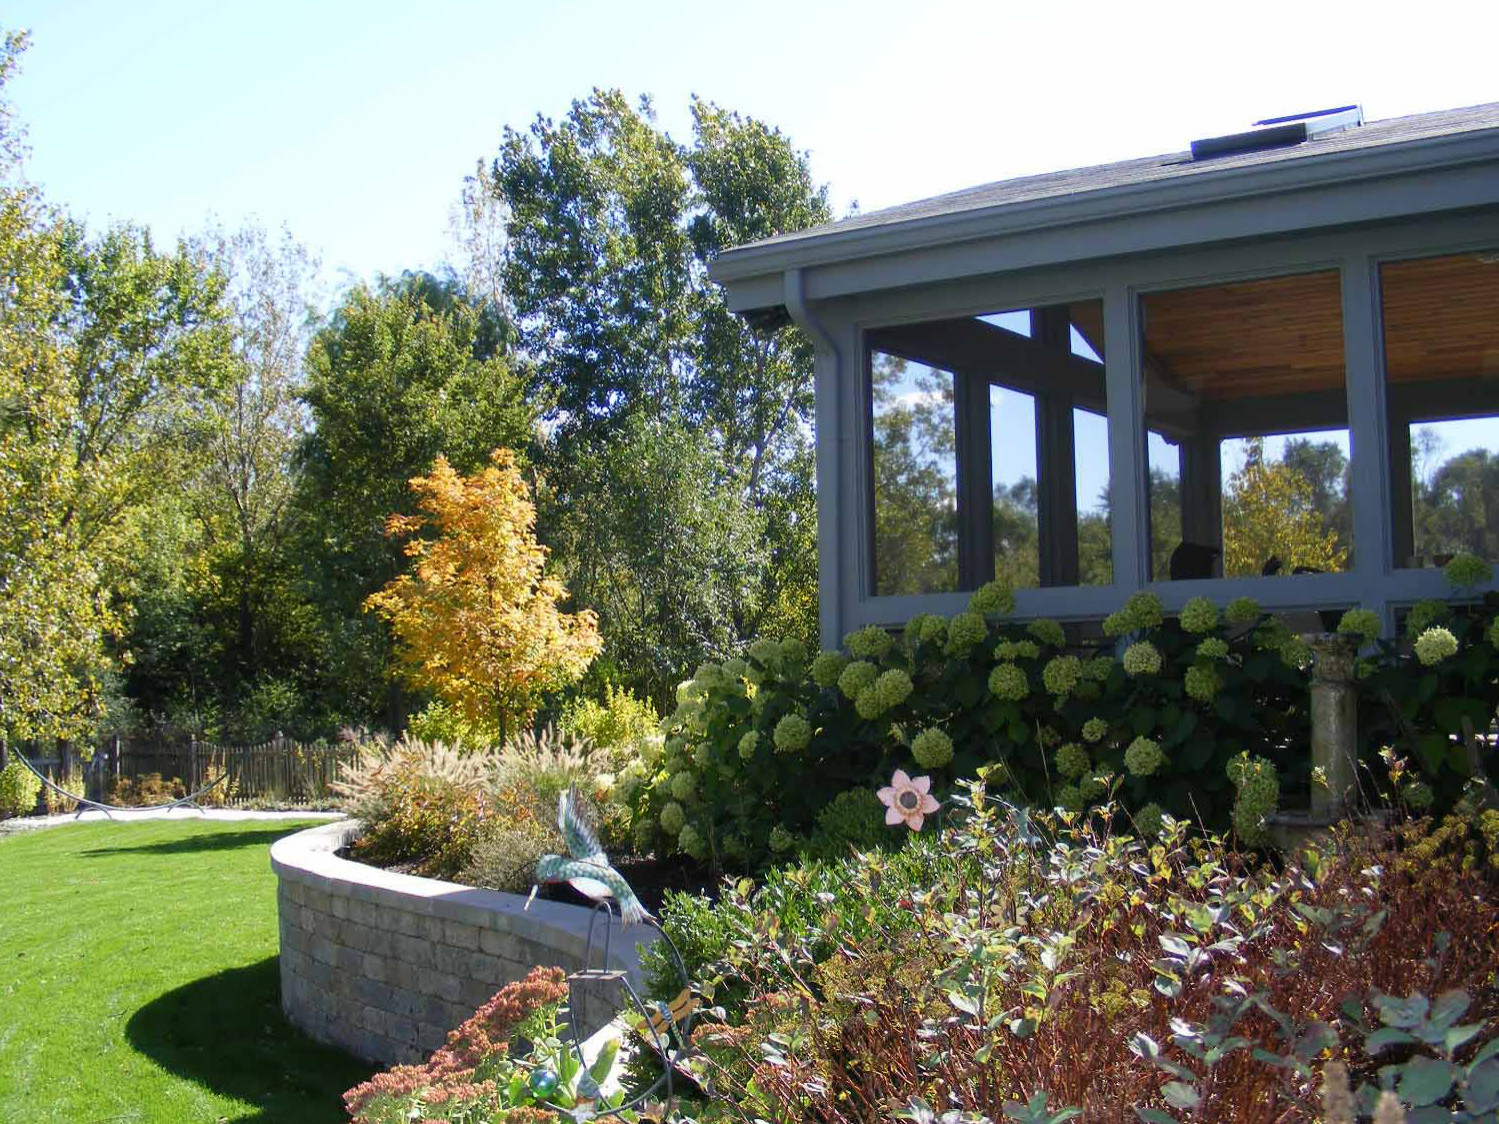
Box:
[877, 769, 940, 831]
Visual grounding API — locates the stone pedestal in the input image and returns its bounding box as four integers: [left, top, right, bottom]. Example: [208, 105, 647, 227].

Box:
[1306, 632, 1360, 817]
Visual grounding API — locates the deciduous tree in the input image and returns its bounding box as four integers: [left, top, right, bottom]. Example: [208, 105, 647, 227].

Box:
[365, 450, 601, 738]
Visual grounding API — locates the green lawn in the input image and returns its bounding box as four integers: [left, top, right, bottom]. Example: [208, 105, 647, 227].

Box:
[0, 819, 373, 1123]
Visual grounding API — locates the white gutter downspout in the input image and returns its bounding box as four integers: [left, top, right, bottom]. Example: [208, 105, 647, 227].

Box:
[782, 267, 846, 648]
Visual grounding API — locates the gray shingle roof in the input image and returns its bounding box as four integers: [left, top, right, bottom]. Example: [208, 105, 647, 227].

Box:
[737, 102, 1499, 254]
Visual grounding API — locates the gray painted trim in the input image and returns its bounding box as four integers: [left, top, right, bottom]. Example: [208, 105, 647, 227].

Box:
[1105, 281, 1148, 592]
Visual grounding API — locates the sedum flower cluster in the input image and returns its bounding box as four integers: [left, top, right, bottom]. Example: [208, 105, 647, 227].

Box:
[910, 727, 954, 769]
[1336, 608, 1381, 646]
[1414, 626, 1458, 666]
[1227, 752, 1279, 846]
[1124, 736, 1165, 777]
[1122, 641, 1162, 676]
[1178, 596, 1218, 634]
[988, 662, 1029, 701]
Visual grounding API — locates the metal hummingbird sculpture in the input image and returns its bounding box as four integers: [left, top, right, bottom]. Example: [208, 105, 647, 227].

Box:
[525, 784, 696, 1121]
[532, 784, 652, 927]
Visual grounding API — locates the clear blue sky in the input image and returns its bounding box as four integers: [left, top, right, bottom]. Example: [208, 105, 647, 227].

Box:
[12, 0, 1499, 285]
[12, 0, 1499, 503]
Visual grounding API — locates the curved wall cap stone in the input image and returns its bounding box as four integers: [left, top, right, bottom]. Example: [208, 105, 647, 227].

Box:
[271, 820, 655, 1066]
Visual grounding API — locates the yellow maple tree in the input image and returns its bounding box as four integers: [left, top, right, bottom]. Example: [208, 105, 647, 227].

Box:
[1222, 439, 1348, 577]
[365, 450, 602, 739]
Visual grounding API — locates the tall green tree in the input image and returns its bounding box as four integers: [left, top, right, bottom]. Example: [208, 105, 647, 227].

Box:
[494, 91, 830, 690]
[295, 275, 535, 727]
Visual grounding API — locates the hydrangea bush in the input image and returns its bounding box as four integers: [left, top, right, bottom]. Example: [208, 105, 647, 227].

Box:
[618, 563, 1499, 871]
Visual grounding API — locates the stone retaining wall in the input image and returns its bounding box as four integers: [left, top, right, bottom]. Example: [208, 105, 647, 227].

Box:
[271, 820, 653, 1065]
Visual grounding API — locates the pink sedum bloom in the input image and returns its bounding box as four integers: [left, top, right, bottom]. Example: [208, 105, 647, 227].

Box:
[877, 769, 940, 831]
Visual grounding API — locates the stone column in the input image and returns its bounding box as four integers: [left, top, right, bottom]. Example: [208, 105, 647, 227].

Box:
[1306, 633, 1360, 817]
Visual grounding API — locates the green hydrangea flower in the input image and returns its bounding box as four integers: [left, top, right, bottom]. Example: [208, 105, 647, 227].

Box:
[1279, 636, 1313, 670]
[1041, 655, 1083, 697]
[1179, 596, 1218, 634]
[1414, 626, 1458, 666]
[844, 626, 894, 659]
[722, 656, 748, 681]
[920, 615, 947, 643]
[1401, 781, 1435, 811]
[1124, 736, 1165, 777]
[1027, 618, 1066, 647]
[1124, 592, 1164, 630]
[747, 639, 782, 670]
[693, 662, 728, 691]
[810, 651, 848, 688]
[1079, 773, 1109, 801]
[768, 825, 795, 853]
[677, 823, 707, 860]
[911, 727, 954, 769]
[1196, 637, 1229, 660]
[996, 639, 1040, 660]
[1054, 742, 1090, 779]
[737, 731, 759, 760]
[1406, 600, 1449, 636]
[1055, 784, 1086, 812]
[1134, 803, 1166, 838]
[1087, 656, 1115, 682]
[659, 801, 686, 835]
[854, 687, 887, 720]
[838, 660, 879, 700]
[1037, 725, 1061, 748]
[875, 668, 914, 709]
[904, 614, 941, 648]
[968, 580, 1016, 616]
[1081, 717, 1108, 743]
[1444, 552, 1493, 589]
[1102, 610, 1129, 638]
[1488, 617, 1499, 649]
[1184, 664, 1219, 702]
[1225, 596, 1262, 625]
[721, 834, 747, 862]
[1122, 641, 1163, 676]
[669, 770, 696, 801]
[1336, 608, 1381, 645]
[780, 638, 808, 666]
[988, 662, 1029, 701]
[773, 714, 812, 753]
[945, 611, 989, 655]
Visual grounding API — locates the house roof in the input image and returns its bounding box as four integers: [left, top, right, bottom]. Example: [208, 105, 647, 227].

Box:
[710, 102, 1499, 287]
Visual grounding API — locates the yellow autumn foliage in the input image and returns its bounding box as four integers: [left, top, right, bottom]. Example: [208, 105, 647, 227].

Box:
[1222, 439, 1348, 577]
[365, 450, 602, 739]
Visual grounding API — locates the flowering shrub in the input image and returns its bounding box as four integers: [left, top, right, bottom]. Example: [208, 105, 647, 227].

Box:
[341, 965, 632, 1123]
[616, 565, 1499, 872]
[0, 761, 40, 818]
[661, 780, 1499, 1123]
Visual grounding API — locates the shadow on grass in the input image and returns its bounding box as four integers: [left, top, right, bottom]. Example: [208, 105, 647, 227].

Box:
[80, 826, 309, 858]
[125, 956, 372, 1124]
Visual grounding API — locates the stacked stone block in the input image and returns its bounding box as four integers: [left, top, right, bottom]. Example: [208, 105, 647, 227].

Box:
[272, 820, 651, 1065]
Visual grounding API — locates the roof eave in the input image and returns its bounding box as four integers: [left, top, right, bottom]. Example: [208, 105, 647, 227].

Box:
[707, 125, 1499, 292]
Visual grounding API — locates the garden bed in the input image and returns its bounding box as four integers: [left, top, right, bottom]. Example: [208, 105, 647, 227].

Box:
[271, 820, 657, 1067]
